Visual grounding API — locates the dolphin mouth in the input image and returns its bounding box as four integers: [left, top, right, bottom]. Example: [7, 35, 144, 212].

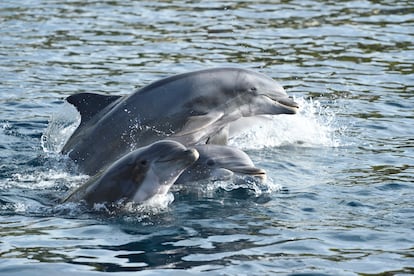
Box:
[270, 96, 299, 114]
[231, 166, 267, 179]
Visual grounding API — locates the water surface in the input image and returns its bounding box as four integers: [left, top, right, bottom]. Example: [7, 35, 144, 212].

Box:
[1, 0, 413, 275]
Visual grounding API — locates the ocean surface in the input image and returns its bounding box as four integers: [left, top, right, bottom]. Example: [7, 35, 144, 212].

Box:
[1, 0, 413, 275]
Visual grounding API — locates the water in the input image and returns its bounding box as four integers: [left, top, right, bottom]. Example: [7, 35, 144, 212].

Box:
[1, 0, 413, 275]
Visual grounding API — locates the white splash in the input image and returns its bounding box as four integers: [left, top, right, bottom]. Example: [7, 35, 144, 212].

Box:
[229, 97, 341, 150]
[214, 175, 282, 196]
[124, 192, 175, 212]
[41, 102, 80, 153]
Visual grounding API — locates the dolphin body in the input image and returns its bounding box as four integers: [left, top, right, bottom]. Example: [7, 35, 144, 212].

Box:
[177, 144, 266, 183]
[62, 67, 298, 175]
[63, 140, 199, 206]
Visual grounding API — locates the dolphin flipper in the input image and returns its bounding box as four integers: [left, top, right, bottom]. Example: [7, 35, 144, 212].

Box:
[66, 93, 122, 126]
[177, 111, 224, 137]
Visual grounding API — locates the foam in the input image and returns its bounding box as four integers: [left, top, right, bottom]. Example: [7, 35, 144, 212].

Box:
[41, 102, 80, 154]
[229, 97, 342, 150]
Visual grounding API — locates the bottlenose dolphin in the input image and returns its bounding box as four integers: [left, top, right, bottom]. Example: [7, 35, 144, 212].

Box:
[177, 144, 266, 183]
[63, 140, 199, 206]
[62, 67, 298, 175]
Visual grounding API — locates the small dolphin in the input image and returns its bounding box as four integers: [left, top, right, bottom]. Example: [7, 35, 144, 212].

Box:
[176, 144, 266, 183]
[62, 67, 298, 175]
[63, 140, 199, 206]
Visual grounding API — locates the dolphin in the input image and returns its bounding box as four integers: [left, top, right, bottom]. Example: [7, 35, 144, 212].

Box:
[63, 140, 199, 206]
[176, 144, 266, 183]
[61, 67, 298, 175]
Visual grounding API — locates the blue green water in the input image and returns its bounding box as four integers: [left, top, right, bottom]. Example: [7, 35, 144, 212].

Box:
[1, 1, 413, 275]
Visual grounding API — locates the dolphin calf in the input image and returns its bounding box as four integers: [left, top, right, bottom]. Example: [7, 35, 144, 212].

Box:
[177, 144, 266, 183]
[63, 140, 199, 206]
[62, 67, 298, 175]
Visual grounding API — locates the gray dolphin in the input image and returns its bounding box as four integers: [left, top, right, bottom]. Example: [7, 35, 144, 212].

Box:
[63, 140, 199, 206]
[62, 67, 298, 175]
[176, 144, 266, 183]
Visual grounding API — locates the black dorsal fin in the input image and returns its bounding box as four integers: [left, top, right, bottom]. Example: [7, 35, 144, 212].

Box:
[66, 93, 122, 126]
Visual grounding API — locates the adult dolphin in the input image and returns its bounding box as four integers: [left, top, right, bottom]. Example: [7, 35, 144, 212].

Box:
[63, 140, 199, 206]
[62, 67, 298, 175]
[176, 144, 266, 183]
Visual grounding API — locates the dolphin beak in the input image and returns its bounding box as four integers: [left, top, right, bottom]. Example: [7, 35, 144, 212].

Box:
[274, 96, 299, 114]
[186, 148, 200, 163]
[158, 148, 199, 165]
[231, 166, 267, 180]
[259, 94, 299, 115]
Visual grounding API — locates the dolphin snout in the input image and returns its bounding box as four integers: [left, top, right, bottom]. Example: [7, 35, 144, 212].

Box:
[277, 97, 299, 108]
[231, 166, 267, 180]
[176, 148, 199, 169]
[187, 148, 200, 163]
[158, 148, 199, 163]
[274, 96, 299, 114]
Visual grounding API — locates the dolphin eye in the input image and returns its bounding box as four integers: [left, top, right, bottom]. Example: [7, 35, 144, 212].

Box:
[140, 160, 148, 167]
[250, 87, 257, 93]
[206, 159, 215, 166]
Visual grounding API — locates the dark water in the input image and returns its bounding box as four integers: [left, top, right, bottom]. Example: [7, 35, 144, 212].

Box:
[1, 0, 413, 275]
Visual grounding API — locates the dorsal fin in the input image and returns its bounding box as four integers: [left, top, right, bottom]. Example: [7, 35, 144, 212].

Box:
[66, 93, 122, 126]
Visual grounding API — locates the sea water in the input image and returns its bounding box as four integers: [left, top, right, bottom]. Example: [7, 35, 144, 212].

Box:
[1, 0, 413, 275]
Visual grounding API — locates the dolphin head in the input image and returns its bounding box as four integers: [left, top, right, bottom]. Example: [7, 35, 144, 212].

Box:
[176, 144, 266, 183]
[73, 140, 199, 205]
[126, 140, 200, 203]
[234, 69, 299, 116]
[177, 68, 297, 117]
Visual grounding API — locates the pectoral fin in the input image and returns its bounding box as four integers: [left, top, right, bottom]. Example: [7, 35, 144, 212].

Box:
[176, 112, 224, 137]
